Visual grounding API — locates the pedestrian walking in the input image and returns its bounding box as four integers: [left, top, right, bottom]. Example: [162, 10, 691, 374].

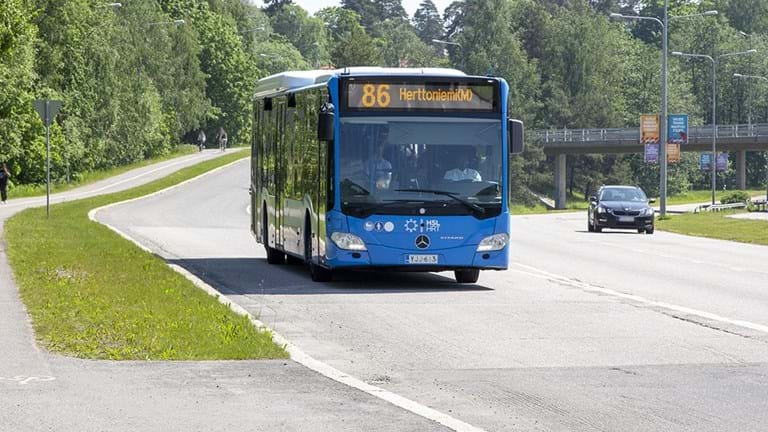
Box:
[217, 127, 228, 152]
[197, 129, 206, 152]
[0, 164, 10, 204]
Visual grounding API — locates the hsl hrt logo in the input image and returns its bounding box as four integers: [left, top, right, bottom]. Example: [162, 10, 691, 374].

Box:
[415, 235, 430, 249]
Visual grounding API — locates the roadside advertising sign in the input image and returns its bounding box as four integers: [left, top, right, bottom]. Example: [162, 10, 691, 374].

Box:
[640, 115, 660, 144]
[716, 152, 728, 171]
[644, 143, 659, 163]
[700, 153, 729, 171]
[700, 153, 712, 170]
[668, 114, 688, 144]
[666, 143, 680, 163]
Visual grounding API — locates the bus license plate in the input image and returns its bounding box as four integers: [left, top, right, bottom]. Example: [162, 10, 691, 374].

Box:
[407, 254, 438, 264]
[618, 216, 635, 222]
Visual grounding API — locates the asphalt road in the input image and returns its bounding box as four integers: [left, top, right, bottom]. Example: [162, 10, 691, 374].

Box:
[1, 151, 445, 432]
[98, 159, 768, 432]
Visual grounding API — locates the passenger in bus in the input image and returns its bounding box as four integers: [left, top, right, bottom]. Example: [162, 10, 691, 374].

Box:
[443, 146, 482, 182]
[342, 144, 392, 192]
[370, 144, 393, 190]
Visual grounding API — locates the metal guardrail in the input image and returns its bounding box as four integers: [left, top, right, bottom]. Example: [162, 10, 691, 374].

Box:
[693, 202, 748, 213]
[530, 123, 768, 143]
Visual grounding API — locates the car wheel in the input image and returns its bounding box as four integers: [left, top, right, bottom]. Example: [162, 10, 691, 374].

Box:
[594, 224, 603, 233]
[646, 227, 655, 235]
[637, 228, 645, 234]
[588, 218, 595, 232]
[455, 269, 480, 283]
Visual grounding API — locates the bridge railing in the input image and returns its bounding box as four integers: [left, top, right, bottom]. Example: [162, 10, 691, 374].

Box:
[530, 123, 768, 143]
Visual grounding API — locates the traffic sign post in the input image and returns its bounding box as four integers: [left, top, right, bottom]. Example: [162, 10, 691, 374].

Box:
[33, 100, 63, 219]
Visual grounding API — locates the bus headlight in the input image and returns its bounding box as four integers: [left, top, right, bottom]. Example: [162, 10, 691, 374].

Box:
[331, 232, 367, 251]
[477, 233, 508, 252]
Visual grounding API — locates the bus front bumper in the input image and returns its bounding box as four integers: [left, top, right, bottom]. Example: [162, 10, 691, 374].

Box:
[325, 243, 509, 271]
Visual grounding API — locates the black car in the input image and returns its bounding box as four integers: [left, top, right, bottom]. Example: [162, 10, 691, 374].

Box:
[587, 185, 655, 234]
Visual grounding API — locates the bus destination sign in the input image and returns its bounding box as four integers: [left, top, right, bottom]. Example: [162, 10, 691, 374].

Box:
[345, 81, 497, 112]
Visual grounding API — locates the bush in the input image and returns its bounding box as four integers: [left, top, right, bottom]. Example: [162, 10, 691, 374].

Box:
[720, 191, 751, 204]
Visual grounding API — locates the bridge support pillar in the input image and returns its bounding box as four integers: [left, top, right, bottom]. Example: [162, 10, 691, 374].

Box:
[554, 154, 566, 209]
[736, 150, 747, 190]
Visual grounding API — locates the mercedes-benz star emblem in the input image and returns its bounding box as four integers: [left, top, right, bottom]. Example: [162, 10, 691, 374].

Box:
[415, 235, 430, 249]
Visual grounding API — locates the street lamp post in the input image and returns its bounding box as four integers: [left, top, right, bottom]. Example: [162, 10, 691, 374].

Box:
[146, 19, 185, 27]
[734, 73, 768, 202]
[611, 6, 717, 216]
[431, 39, 461, 56]
[672, 49, 756, 205]
[431, 39, 461, 48]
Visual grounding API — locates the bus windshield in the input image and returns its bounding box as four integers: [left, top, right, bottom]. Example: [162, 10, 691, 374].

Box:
[339, 116, 502, 217]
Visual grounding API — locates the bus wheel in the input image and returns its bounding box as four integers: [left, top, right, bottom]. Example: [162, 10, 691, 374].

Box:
[454, 269, 480, 284]
[286, 255, 304, 265]
[309, 262, 333, 282]
[305, 219, 332, 282]
[264, 213, 284, 264]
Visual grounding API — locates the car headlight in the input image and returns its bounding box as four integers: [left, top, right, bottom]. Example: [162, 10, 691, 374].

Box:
[643, 208, 655, 216]
[477, 233, 508, 252]
[330, 232, 367, 251]
[597, 206, 608, 214]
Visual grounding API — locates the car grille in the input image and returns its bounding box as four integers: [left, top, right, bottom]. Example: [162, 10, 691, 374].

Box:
[612, 210, 641, 216]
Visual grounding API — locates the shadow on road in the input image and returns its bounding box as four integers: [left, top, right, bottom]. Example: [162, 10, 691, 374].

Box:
[576, 230, 645, 235]
[170, 257, 494, 295]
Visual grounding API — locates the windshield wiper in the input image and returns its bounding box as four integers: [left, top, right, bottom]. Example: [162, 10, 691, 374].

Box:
[394, 188, 485, 215]
[340, 178, 370, 196]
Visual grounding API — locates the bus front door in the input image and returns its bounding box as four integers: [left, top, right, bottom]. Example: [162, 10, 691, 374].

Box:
[275, 100, 285, 250]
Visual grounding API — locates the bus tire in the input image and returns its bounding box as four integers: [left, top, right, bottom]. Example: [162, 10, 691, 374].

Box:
[306, 217, 332, 282]
[264, 210, 284, 264]
[454, 269, 480, 284]
[286, 254, 304, 265]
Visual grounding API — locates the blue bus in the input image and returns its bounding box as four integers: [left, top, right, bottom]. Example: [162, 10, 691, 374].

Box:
[251, 68, 523, 283]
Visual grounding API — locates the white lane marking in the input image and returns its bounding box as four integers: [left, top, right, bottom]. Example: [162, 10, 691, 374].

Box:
[91, 159, 485, 432]
[512, 263, 768, 334]
[0, 375, 56, 385]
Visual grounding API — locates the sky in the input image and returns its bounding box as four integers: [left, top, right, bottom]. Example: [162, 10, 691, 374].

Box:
[254, 0, 456, 17]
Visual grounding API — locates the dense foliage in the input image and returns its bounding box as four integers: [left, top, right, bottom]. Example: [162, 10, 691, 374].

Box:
[1, 0, 767, 200]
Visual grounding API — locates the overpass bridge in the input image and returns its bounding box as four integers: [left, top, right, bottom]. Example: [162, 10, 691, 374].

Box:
[530, 123, 768, 209]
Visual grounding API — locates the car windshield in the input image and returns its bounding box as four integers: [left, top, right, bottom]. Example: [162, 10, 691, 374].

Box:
[599, 187, 647, 202]
[339, 116, 502, 216]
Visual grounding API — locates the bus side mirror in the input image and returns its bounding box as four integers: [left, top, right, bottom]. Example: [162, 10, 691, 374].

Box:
[318, 103, 335, 142]
[508, 119, 524, 154]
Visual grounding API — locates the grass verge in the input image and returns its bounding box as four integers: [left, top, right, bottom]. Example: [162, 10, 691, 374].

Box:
[656, 210, 768, 246]
[513, 189, 766, 215]
[9, 145, 198, 199]
[662, 189, 765, 205]
[5, 150, 289, 360]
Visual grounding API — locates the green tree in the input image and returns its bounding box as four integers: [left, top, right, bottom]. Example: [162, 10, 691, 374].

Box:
[376, 20, 444, 67]
[317, 7, 381, 67]
[271, 4, 329, 67]
[413, 0, 444, 50]
[0, 0, 42, 184]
